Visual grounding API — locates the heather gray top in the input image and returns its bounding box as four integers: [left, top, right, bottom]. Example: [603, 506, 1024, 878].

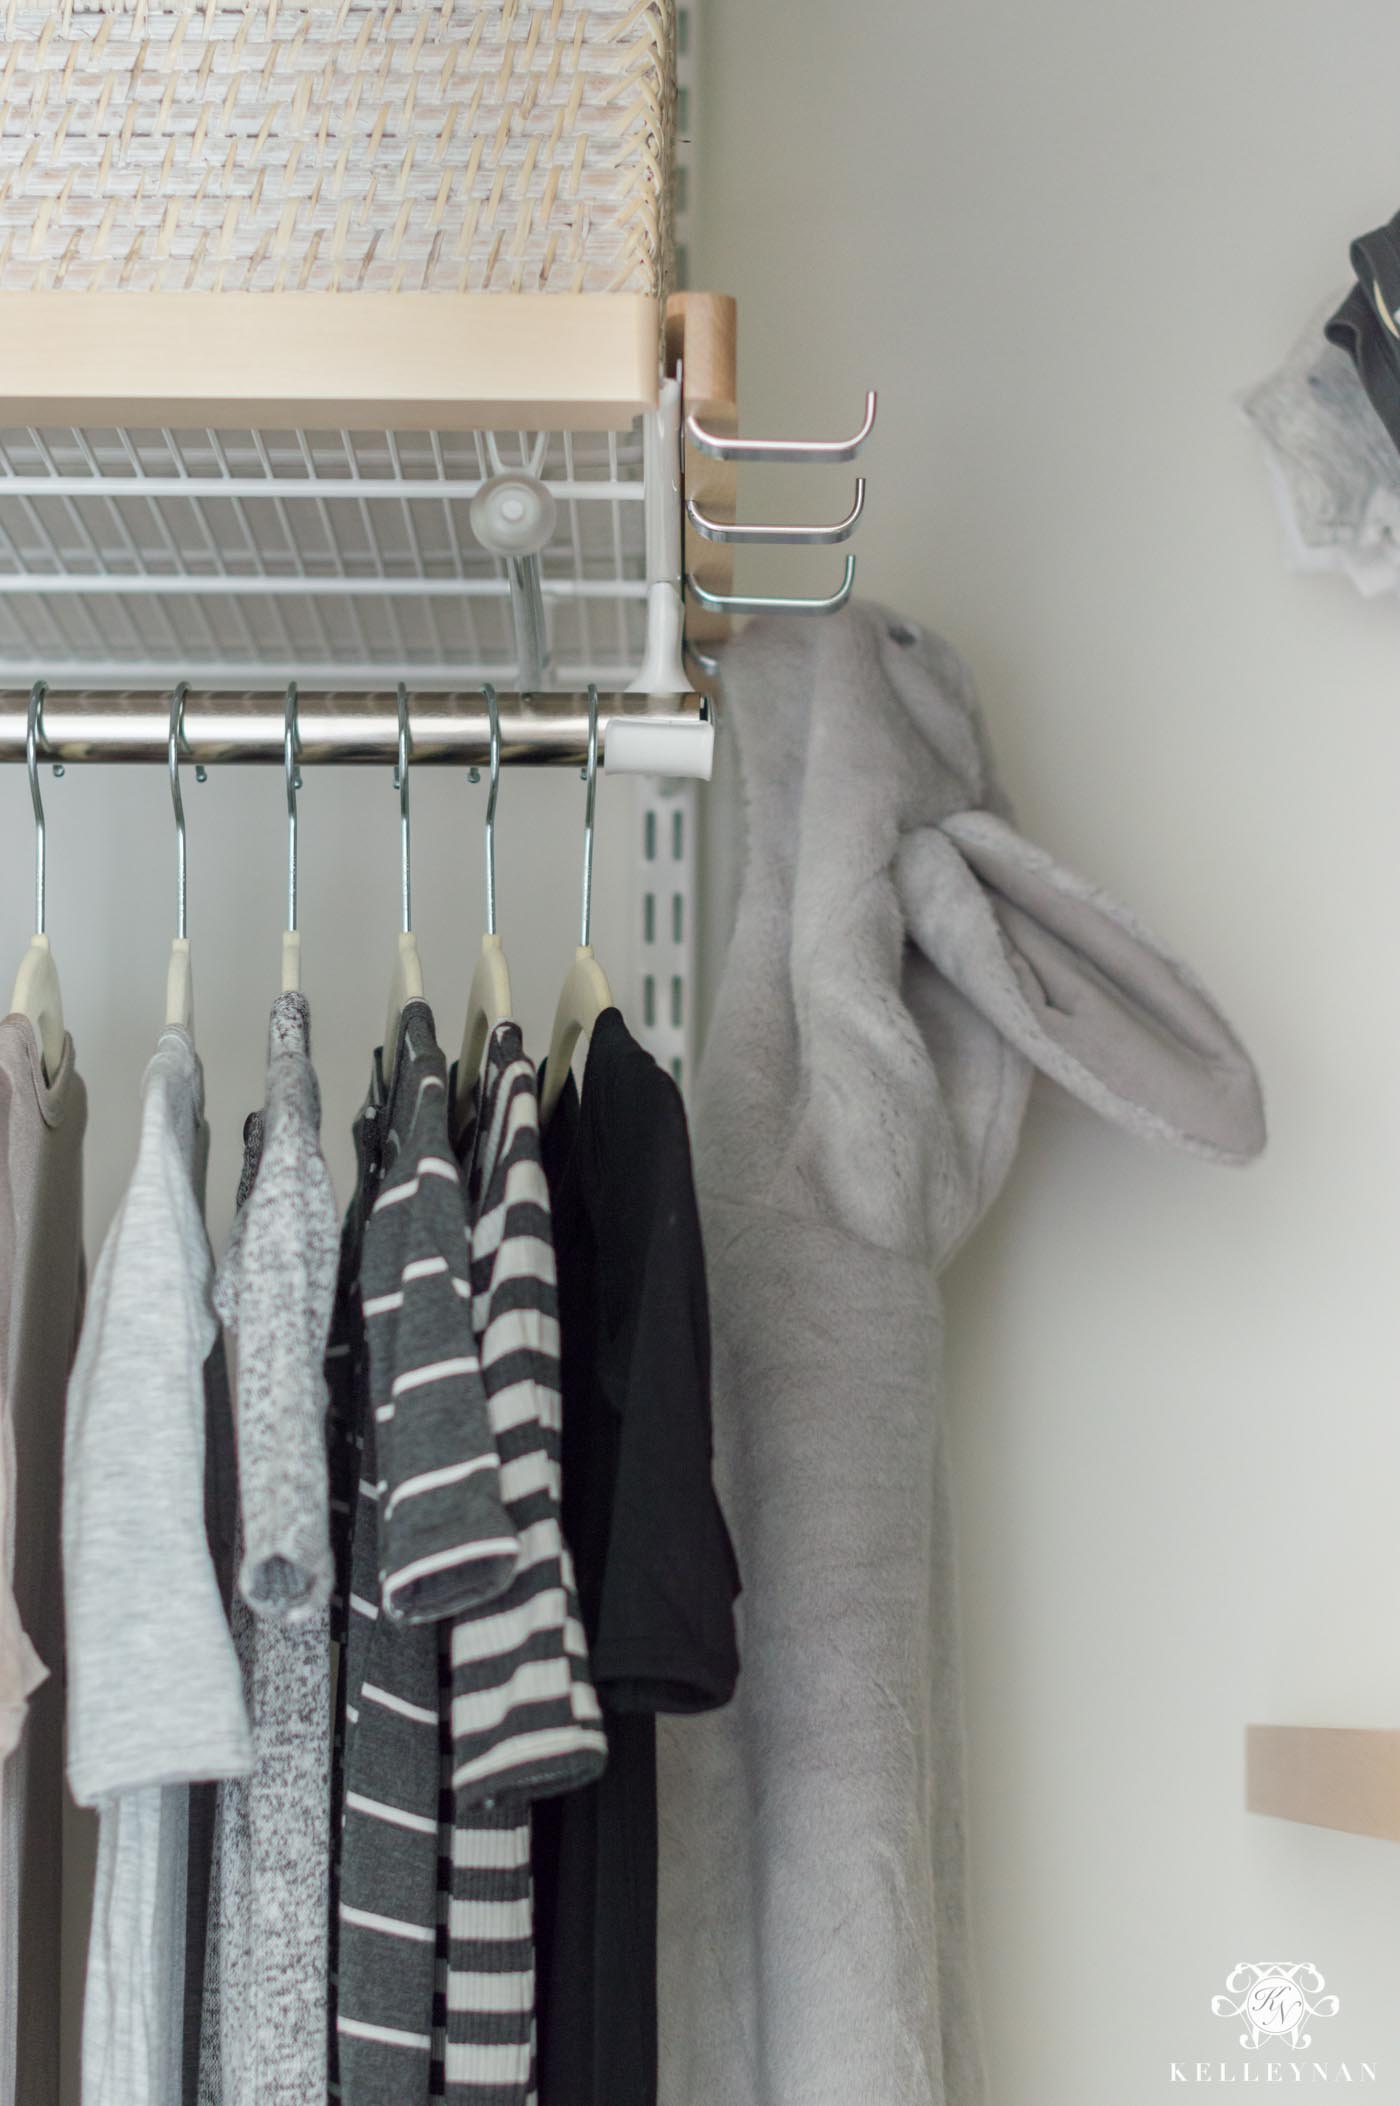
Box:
[64, 1024, 249, 1802]
[202, 992, 339, 2106]
[63, 1026, 249, 2106]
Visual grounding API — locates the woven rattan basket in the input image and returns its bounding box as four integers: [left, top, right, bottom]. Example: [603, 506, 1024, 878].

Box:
[0, 1, 675, 296]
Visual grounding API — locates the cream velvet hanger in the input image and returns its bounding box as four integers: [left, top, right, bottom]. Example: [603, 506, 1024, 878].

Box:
[9, 681, 66, 1084]
[452, 684, 513, 1141]
[383, 683, 425, 1066]
[164, 683, 197, 1036]
[540, 687, 613, 1125]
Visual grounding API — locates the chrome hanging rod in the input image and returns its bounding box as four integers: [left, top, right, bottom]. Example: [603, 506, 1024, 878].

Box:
[0, 689, 713, 776]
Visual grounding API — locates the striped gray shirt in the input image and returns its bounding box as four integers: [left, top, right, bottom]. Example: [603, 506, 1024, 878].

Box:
[336, 1003, 518, 2102]
[437, 1022, 606, 2104]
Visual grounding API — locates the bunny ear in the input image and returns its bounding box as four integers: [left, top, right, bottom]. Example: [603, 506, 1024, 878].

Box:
[897, 811, 1266, 1164]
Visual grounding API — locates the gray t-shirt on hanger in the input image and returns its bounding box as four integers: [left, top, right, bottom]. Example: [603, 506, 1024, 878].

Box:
[200, 991, 339, 2106]
[0, 1017, 85, 2106]
[64, 1025, 251, 2106]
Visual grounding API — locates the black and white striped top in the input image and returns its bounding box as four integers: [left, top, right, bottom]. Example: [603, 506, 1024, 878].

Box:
[435, 1022, 606, 2104]
[335, 1003, 519, 2103]
[331, 1006, 604, 2106]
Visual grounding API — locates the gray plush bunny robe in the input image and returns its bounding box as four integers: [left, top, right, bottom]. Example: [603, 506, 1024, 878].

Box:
[657, 604, 1265, 2106]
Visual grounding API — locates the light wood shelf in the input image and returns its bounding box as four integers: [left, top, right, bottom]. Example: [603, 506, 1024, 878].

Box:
[666, 290, 737, 642]
[0, 292, 660, 432]
[1246, 1725, 1400, 1842]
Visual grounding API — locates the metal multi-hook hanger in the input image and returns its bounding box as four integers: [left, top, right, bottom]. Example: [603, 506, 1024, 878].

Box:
[681, 387, 876, 616]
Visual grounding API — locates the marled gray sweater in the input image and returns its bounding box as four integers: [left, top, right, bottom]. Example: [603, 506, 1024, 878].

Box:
[201, 992, 339, 2106]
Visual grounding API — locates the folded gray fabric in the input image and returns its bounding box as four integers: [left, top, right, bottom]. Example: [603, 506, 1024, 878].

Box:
[1243, 304, 1400, 597]
[657, 603, 1264, 2106]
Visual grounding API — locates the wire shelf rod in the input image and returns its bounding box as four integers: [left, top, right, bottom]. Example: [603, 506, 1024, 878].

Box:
[0, 660, 645, 690]
[0, 575, 652, 600]
[0, 476, 648, 503]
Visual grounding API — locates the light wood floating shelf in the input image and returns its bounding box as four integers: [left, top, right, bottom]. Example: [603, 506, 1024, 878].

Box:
[1246, 1726, 1400, 1842]
[666, 290, 738, 644]
[0, 292, 661, 432]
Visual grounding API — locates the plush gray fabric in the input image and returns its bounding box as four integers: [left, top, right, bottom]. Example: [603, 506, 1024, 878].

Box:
[656, 603, 1265, 2106]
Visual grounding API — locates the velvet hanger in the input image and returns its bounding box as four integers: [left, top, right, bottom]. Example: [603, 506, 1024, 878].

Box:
[9, 680, 66, 1083]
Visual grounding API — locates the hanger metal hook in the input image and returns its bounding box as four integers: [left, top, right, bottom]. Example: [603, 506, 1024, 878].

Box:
[395, 682, 412, 937]
[580, 684, 599, 951]
[168, 681, 192, 943]
[25, 680, 49, 936]
[284, 681, 302, 936]
[481, 682, 501, 939]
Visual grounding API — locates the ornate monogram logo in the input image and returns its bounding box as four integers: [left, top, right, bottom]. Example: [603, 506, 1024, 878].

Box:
[1211, 1963, 1341, 2051]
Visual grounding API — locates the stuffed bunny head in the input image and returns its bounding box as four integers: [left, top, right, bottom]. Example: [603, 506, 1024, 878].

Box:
[697, 603, 1265, 1264]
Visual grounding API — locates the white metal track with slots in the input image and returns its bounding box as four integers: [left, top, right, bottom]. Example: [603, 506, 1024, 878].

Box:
[632, 0, 703, 1094]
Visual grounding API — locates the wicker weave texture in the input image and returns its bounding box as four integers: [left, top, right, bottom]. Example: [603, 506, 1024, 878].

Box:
[0, 1, 674, 295]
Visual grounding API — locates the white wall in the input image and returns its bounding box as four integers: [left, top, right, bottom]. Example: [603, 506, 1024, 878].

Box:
[697, 2, 1400, 2098]
[23, 749, 641, 2103]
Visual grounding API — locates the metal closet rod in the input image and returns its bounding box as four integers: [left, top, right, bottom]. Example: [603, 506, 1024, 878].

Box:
[0, 688, 706, 768]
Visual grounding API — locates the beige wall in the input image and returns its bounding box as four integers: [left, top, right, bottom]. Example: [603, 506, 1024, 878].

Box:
[696, 1, 1400, 2097]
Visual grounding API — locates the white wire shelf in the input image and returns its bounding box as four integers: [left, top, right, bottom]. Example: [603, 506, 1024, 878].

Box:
[0, 420, 654, 688]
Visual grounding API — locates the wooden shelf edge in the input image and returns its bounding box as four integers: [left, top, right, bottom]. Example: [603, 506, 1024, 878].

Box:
[666, 290, 737, 644]
[1246, 1725, 1400, 1843]
[0, 291, 660, 431]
